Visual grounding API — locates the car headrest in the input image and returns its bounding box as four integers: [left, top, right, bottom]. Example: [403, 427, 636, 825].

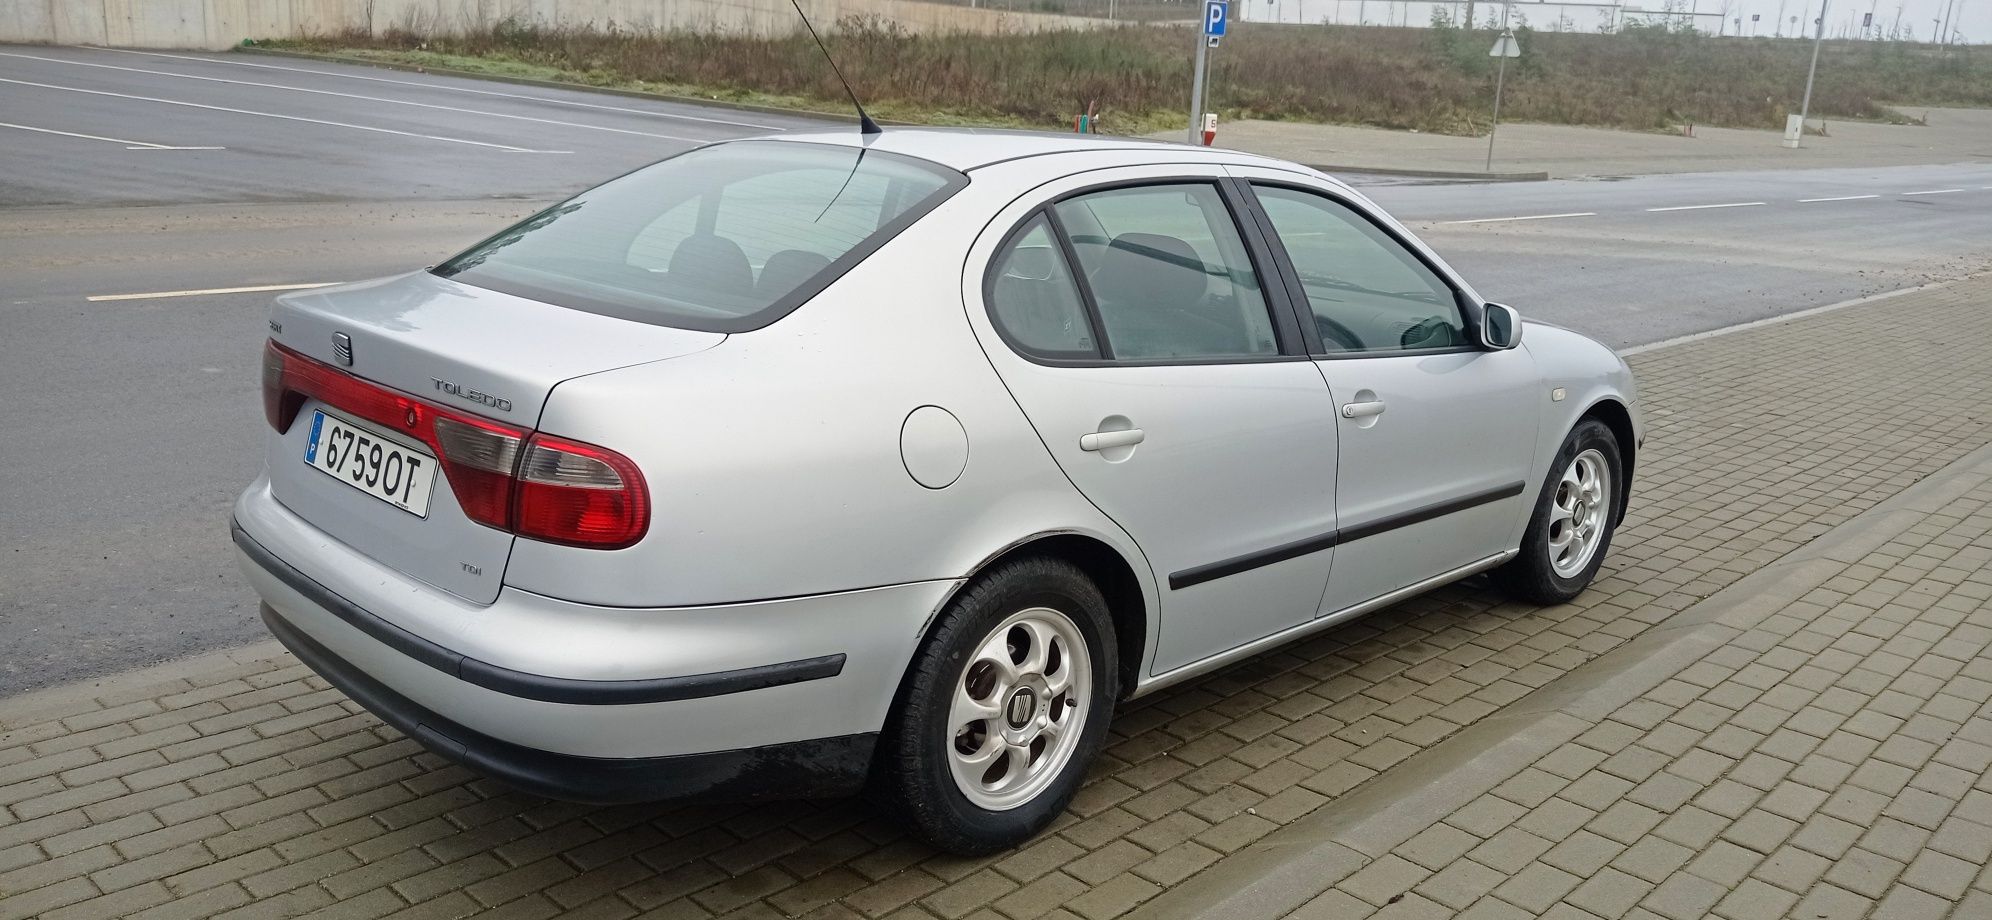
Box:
[756, 249, 834, 299]
[1096, 233, 1207, 313]
[668, 234, 753, 299]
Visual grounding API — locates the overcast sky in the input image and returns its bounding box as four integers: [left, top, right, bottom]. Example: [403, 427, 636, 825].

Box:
[1691, 0, 1981, 41]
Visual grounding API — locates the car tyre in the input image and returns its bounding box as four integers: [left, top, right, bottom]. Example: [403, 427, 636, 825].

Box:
[878, 557, 1118, 855]
[1496, 418, 1623, 605]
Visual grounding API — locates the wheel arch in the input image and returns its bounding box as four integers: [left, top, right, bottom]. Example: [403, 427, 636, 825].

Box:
[914, 533, 1151, 705]
[1578, 397, 1637, 525]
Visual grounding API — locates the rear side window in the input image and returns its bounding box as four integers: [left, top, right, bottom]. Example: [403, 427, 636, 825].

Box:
[434, 142, 964, 332]
[1053, 185, 1278, 361]
[987, 215, 1098, 358]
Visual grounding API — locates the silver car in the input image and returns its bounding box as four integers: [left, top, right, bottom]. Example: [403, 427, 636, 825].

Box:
[234, 129, 1640, 854]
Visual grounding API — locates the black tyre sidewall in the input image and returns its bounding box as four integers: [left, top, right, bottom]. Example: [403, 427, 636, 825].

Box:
[1504, 419, 1623, 603]
[886, 558, 1118, 855]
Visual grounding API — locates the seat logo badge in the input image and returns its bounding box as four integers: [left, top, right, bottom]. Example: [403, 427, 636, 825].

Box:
[1006, 688, 1037, 728]
[332, 332, 353, 366]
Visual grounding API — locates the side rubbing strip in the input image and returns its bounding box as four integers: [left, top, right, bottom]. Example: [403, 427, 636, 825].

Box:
[1336, 480, 1527, 544]
[1166, 481, 1528, 591]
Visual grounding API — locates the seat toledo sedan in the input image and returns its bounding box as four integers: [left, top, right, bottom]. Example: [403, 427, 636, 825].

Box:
[234, 128, 1640, 854]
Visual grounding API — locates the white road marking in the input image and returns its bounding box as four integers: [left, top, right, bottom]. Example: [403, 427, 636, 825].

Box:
[88, 282, 338, 302]
[0, 77, 559, 152]
[0, 51, 705, 142]
[0, 120, 223, 150]
[1620, 269, 1989, 357]
[1900, 188, 1964, 196]
[80, 46, 785, 131]
[1441, 212, 1596, 225]
[1645, 201, 1766, 212]
[1797, 194, 1880, 203]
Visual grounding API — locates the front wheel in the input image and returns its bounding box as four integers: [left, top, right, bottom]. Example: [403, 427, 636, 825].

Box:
[878, 557, 1118, 855]
[1496, 418, 1623, 604]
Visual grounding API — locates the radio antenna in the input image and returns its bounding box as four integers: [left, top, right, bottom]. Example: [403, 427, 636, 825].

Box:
[790, 0, 881, 135]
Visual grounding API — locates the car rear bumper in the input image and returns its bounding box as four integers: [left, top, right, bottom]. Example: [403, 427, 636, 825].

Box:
[231, 477, 956, 800]
[259, 602, 876, 803]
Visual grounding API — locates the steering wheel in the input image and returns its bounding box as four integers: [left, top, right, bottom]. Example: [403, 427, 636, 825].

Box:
[1400, 317, 1456, 350]
[1315, 314, 1364, 352]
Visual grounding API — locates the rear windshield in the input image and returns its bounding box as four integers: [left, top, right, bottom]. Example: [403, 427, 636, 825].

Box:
[434, 141, 965, 332]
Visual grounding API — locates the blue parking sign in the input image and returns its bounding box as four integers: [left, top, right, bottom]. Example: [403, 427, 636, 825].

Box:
[1204, 0, 1227, 36]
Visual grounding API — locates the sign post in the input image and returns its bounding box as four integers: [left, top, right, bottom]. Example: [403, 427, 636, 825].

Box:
[1188, 0, 1226, 145]
[1787, 0, 1829, 148]
[1485, 26, 1520, 172]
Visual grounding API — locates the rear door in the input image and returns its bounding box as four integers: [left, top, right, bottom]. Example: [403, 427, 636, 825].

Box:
[1229, 168, 1540, 614]
[263, 272, 722, 603]
[965, 166, 1342, 675]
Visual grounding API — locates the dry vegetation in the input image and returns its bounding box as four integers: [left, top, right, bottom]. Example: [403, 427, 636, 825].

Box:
[280, 19, 1992, 136]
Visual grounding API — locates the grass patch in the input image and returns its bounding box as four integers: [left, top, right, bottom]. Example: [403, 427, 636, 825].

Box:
[269, 18, 1991, 136]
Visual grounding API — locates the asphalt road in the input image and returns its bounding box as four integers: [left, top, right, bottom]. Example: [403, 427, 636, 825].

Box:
[3, 44, 1990, 694]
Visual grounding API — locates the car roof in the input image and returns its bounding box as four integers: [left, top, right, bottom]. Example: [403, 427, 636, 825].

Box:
[755, 126, 1311, 175]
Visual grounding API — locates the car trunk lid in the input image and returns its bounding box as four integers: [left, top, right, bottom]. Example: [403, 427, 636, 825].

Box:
[262, 271, 722, 604]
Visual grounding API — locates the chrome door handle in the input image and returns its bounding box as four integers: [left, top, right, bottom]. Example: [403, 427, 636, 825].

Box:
[1341, 400, 1386, 419]
[1079, 428, 1145, 452]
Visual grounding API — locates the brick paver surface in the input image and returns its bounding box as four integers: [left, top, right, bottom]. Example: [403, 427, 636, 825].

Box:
[2, 275, 1991, 920]
[1280, 470, 1992, 920]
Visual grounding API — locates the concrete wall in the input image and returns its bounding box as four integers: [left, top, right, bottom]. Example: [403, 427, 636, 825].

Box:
[0, 0, 1100, 49]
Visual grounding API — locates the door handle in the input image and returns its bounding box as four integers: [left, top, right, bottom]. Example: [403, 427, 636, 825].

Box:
[1341, 400, 1386, 419]
[1079, 428, 1145, 452]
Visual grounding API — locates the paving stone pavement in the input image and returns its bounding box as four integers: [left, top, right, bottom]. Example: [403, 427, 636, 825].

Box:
[2, 274, 1990, 920]
[1256, 450, 1992, 920]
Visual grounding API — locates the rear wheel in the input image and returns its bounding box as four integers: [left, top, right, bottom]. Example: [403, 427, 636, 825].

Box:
[879, 557, 1117, 855]
[1496, 419, 1622, 604]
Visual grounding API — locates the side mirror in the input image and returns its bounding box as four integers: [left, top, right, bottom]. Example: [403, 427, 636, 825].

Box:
[1481, 303, 1523, 350]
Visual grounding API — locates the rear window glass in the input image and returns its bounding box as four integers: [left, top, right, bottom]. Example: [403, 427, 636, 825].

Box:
[433, 141, 964, 332]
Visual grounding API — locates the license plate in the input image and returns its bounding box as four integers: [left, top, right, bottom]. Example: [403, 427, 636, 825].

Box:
[303, 410, 437, 517]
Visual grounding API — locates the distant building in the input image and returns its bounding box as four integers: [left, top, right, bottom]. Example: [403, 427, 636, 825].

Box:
[1234, 0, 1730, 33]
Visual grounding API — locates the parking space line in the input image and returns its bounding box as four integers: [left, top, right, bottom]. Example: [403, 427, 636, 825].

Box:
[0, 77, 560, 152]
[1441, 212, 1595, 225]
[1645, 201, 1766, 212]
[87, 282, 338, 302]
[1900, 188, 1964, 196]
[0, 120, 223, 150]
[82, 46, 786, 131]
[1798, 194, 1880, 203]
[1, 52, 706, 142]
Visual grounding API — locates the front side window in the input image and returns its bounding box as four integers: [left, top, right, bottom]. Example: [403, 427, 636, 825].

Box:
[1252, 185, 1465, 353]
[435, 142, 962, 332]
[1052, 184, 1278, 361]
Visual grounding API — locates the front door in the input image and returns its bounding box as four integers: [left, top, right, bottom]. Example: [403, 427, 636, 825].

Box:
[1232, 170, 1541, 614]
[966, 170, 1342, 674]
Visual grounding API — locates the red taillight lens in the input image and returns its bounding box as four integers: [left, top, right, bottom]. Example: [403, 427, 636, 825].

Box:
[260, 339, 648, 550]
[262, 339, 306, 432]
[432, 415, 523, 530]
[514, 435, 650, 549]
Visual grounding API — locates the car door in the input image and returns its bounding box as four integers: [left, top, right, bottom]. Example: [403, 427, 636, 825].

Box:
[965, 167, 1342, 675]
[1229, 167, 1542, 616]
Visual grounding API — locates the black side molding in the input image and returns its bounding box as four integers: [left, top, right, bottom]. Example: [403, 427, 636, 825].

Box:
[1168, 481, 1527, 590]
[263, 604, 874, 804]
[232, 521, 845, 706]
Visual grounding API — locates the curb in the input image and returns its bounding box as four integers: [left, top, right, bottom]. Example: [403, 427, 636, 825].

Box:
[0, 640, 290, 733]
[232, 46, 856, 126]
[1303, 162, 1551, 182]
[1127, 435, 1992, 919]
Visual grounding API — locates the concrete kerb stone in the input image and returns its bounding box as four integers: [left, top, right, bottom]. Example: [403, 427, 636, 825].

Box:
[1125, 407, 1992, 920]
[0, 641, 288, 734]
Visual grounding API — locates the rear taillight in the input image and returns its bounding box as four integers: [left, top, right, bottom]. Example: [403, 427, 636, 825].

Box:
[515, 435, 650, 549]
[261, 339, 648, 549]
